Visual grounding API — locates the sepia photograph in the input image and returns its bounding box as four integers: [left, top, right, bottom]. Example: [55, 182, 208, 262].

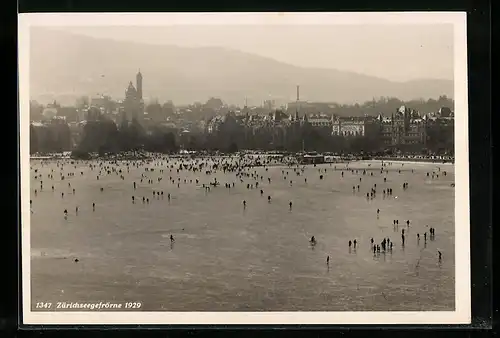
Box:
[19, 12, 470, 325]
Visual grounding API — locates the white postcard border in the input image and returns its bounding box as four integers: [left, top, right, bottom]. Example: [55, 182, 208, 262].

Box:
[18, 12, 470, 325]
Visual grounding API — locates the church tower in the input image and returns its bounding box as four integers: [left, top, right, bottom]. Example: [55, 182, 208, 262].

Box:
[136, 70, 143, 100]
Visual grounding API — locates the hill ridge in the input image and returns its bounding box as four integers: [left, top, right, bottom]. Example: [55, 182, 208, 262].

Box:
[29, 28, 454, 106]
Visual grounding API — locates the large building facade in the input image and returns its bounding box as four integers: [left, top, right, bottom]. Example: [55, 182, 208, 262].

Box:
[332, 118, 368, 137]
[375, 106, 428, 148]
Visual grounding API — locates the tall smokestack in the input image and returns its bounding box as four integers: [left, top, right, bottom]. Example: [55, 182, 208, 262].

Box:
[296, 85, 300, 101]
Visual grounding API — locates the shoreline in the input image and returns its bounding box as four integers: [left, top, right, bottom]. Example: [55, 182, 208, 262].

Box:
[369, 157, 454, 165]
[29, 152, 454, 166]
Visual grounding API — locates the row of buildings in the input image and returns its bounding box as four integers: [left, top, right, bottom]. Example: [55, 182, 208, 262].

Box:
[205, 105, 454, 149]
[30, 104, 454, 154]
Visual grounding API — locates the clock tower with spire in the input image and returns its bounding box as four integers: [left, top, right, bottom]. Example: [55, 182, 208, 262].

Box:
[122, 69, 145, 123]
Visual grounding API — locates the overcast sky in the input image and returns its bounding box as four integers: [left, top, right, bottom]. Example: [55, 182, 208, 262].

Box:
[61, 24, 454, 82]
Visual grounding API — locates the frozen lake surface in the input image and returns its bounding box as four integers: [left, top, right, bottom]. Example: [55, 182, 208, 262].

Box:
[29, 157, 455, 311]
